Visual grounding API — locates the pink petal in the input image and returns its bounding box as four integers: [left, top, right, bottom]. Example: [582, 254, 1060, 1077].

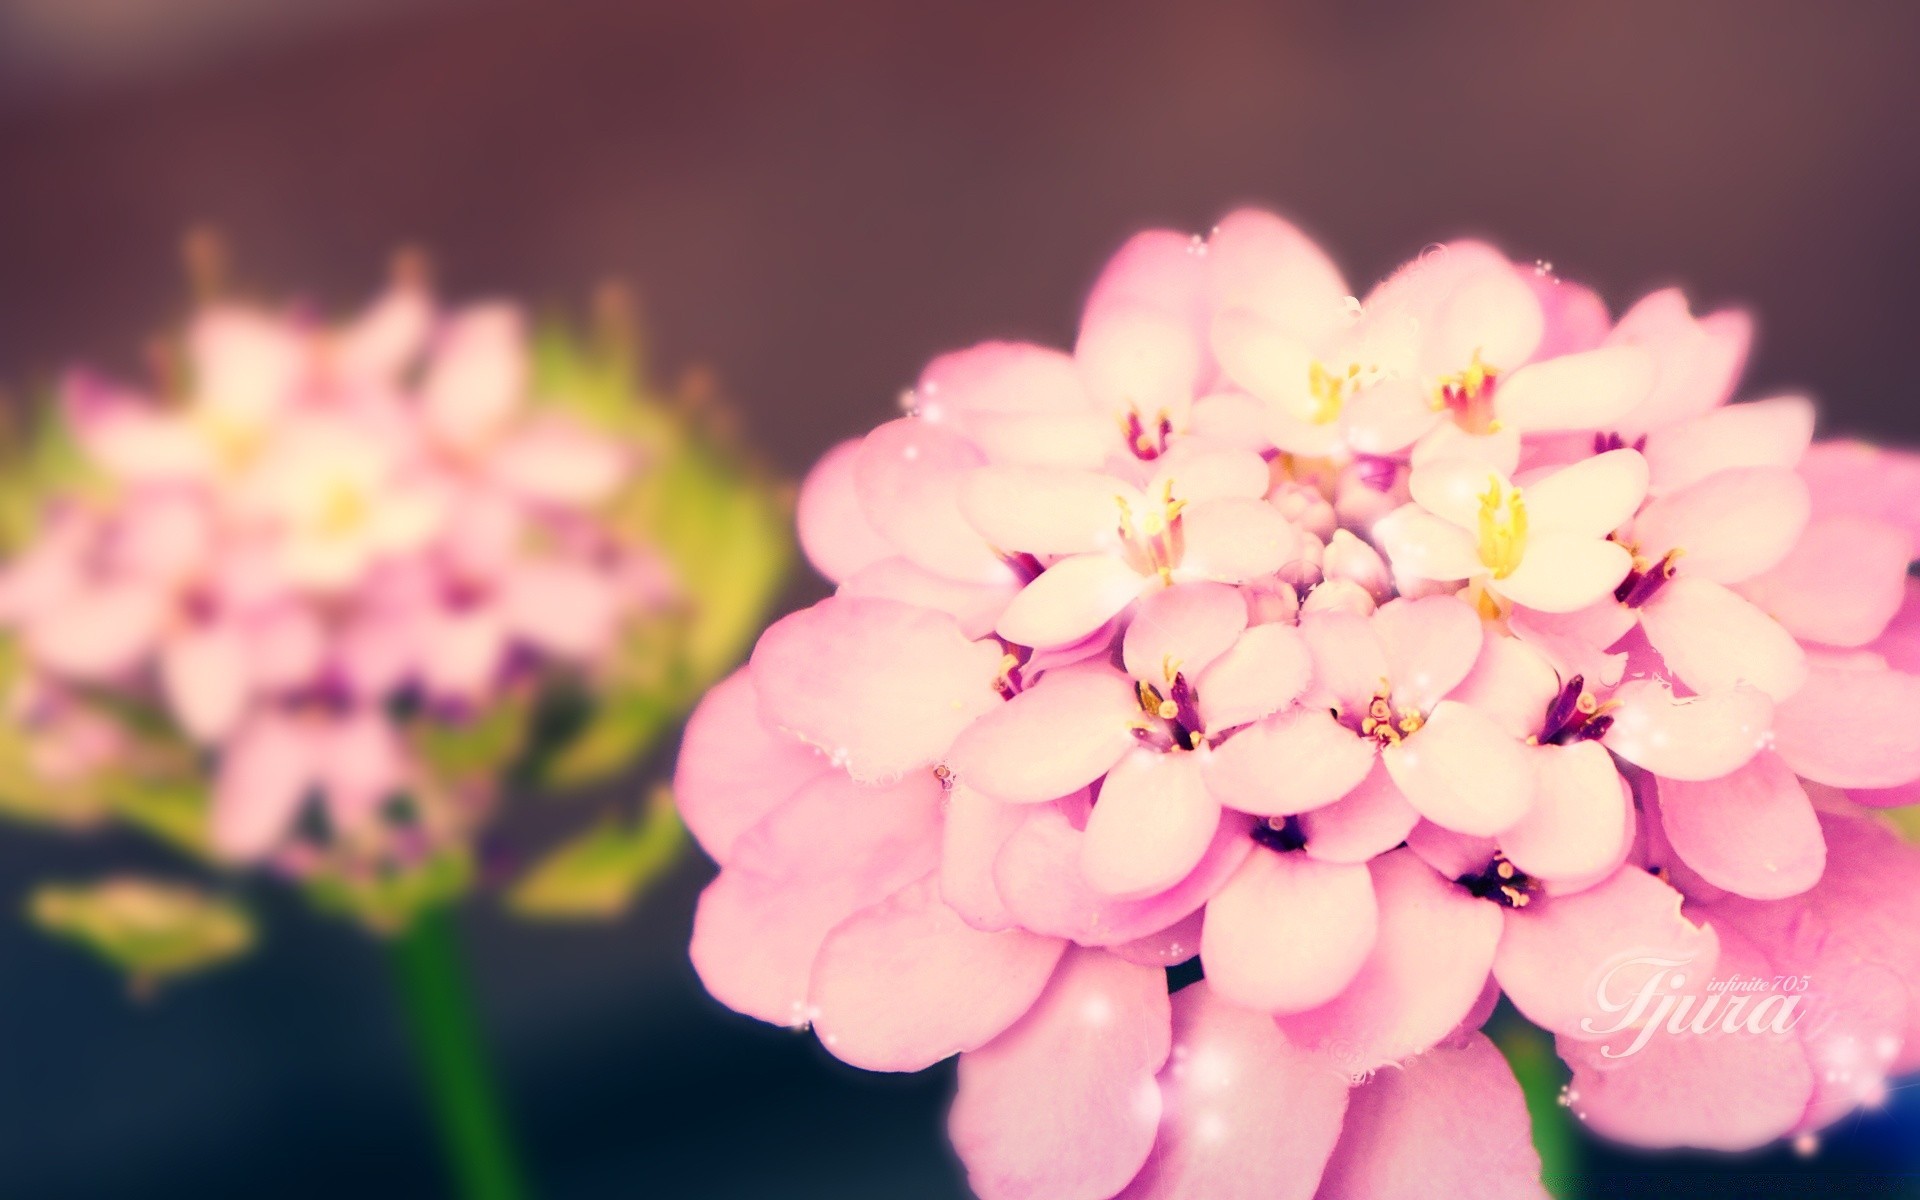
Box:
[212, 715, 319, 861]
[1195, 622, 1313, 732]
[795, 438, 894, 583]
[950, 947, 1171, 1200]
[1602, 679, 1771, 781]
[1495, 534, 1633, 614]
[1383, 700, 1532, 836]
[1557, 927, 1812, 1151]
[960, 466, 1127, 557]
[1118, 981, 1348, 1200]
[1372, 594, 1484, 712]
[319, 710, 403, 831]
[1606, 288, 1751, 435]
[419, 607, 507, 700]
[1279, 848, 1503, 1073]
[1658, 752, 1824, 900]
[1500, 742, 1631, 885]
[25, 582, 165, 681]
[1421, 264, 1544, 376]
[1717, 812, 1920, 1073]
[1078, 301, 1204, 428]
[1314, 1033, 1544, 1200]
[1110, 909, 1205, 968]
[916, 341, 1092, 422]
[1520, 448, 1649, 538]
[750, 596, 1003, 784]
[941, 783, 1033, 931]
[1449, 634, 1562, 741]
[1342, 379, 1441, 455]
[1201, 850, 1378, 1014]
[486, 423, 627, 507]
[248, 606, 325, 691]
[1409, 457, 1506, 529]
[1736, 516, 1911, 648]
[1298, 609, 1391, 711]
[1208, 310, 1316, 416]
[996, 553, 1146, 649]
[839, 556, 1015, 641]
[1205, 709, 1378, 816]
[1642, 395, 1816, 493]
[1631, 466, 1811, 584]
[808, 874, 1066, 1072]
[1370, 506, 1484, 583]
[946, 664, 1138, 803]
[499, 560, 621, 659]
[1174, 497, 1301, 584]
[1299, 761, 1421, 864]
[1771, 661, 1920, 788]
[1638, 575, 1806, 701]
[160, 624, 250, 743]
[1798, 440, 1920, 548]
[674, 668, 830, 864]
[422, 303, 525, 446]
[690, 771, 943, 1026]
[1495, 346, 1654, 434]
[1205, 208, 1350, 343]
[853, 417, 1008, 583]
[1494, 865, 1719, 1038]
[1121, 582, 1248, 684]
[992, 804, 1254, 946]
[1084, 751, 1223, 897]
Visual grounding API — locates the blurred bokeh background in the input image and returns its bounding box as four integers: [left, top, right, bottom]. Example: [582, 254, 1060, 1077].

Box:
[3, 1, 1920, 1196]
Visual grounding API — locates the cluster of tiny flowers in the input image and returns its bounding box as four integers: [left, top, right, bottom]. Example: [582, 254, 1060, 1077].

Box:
[676, 209, 1920, 1198]
[0, 281, 670, 872]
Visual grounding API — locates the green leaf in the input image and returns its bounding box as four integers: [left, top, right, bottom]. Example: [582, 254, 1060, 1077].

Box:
[1488, 1003, 1585, 1199]
[506, 787, 686, 920]
[30, 877, 253, 993]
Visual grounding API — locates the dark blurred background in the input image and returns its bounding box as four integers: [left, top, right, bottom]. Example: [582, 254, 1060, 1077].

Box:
[3, 1, 1920, 1196]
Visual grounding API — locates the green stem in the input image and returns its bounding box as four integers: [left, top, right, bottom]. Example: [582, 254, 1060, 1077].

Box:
[1489, 1005, 1584, 1200]
[388, 908, 530, 1200]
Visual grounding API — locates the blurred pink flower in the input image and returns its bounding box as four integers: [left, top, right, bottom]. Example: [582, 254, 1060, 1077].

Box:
[0, 281, 664, 869]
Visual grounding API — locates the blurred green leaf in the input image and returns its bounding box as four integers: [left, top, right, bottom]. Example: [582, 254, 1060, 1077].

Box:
[413, 696, 534, 791]
[306, 848, 476, 937]
[102, 775, 213, 859]
[0, 395, 102, 554]
[1885, 804, 1920, 845]
[30, 876, 253, 993]
[527, 324, 793, 790]
[506, 787, 685, 920]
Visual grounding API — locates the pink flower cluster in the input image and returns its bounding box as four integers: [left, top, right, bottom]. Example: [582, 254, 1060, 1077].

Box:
[678, 210, 1920, 1197]
[0, 283, 668, 868]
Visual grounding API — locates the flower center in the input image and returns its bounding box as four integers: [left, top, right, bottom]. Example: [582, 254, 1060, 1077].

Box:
[1476, 478, 1528, 579]
[1306, 361, 1359, 424]
[1121, 409, 1174, 461]
[1358, 687, 1425, 746]
[1134, 665, 1205, 751]
[1457, 854, 1537, 908]
[1115, 481, 1188, 586]
[1434, 349, 1501, 434]
[1251, 815, 1309, 853]
[1614, 547, 1683, 609]
[1534, 673, 1615, 745]
[316, 478, 372, 539]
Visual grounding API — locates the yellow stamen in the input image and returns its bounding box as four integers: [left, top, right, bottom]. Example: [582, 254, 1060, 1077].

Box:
[1475, 477, 1528, 579]
[1306, 361, 1356, 425]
